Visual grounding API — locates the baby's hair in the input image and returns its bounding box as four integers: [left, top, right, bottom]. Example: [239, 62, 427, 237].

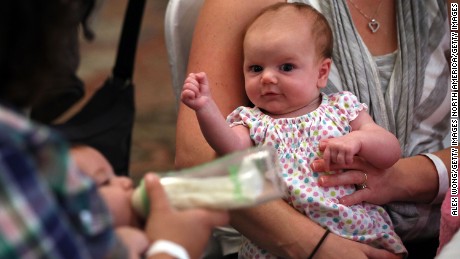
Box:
[244, 2, 333, 60]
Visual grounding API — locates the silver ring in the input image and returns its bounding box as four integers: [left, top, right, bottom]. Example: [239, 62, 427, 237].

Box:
[356, 172, 368, 190]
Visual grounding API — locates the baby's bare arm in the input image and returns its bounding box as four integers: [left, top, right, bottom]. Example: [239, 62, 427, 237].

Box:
[181, 72, 252, 155]
[320, 111, 401, 169]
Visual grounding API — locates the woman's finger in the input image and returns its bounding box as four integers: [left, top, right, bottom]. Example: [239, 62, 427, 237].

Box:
[312, 156, 368, 172]
[318, 139, 328, 151]
[144, 173, 171, 212]
[322, 148, 331, 170]
[338, 187, 370, 206]
[336, 151, 345, 165]
[318, 169, 366, 187]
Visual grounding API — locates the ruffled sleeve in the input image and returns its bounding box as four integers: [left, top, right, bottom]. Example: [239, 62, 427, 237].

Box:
[226, 106, 269, 144]
[328, 91, 368, 122]
[226, 106, 248, 127]
[226, 106, 266, 128]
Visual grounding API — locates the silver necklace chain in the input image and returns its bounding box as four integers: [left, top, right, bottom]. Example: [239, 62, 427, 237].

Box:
[348, 0, 384, 33]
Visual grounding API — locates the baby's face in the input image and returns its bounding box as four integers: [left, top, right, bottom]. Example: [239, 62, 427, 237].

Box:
[243, 8, 330, 117]
[70, 145, 142, 227]
[98, 176, 142, 228]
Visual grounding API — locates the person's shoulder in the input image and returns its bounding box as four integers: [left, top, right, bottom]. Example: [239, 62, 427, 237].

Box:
[0, 106, 33, 146]
[325, 91, 367, 115]
[325, 91, 357, 103]
[0, 105, 66, 155]
[339, 91, 360, 100]
[228, 106, 259, 116]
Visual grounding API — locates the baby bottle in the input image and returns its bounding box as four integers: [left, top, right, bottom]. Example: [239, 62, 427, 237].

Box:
[131, 146, 285, 218]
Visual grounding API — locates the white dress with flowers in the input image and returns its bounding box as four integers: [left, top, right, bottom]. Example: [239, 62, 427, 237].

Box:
[227, 91, 406, 258]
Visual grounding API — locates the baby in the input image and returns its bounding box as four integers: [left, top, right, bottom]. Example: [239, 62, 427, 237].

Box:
[71, 145, 143, 227]
[181, 2, 406, 258]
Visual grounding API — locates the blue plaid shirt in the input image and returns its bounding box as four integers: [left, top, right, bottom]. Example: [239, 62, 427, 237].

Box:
[0, 104, 127, 258]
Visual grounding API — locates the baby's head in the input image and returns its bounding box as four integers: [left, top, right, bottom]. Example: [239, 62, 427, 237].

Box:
[242, 3, 333, 116]
[71, 145, 142, 227]
[244, 3, 333, 64]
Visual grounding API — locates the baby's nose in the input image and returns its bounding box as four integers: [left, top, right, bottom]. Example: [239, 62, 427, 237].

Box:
[112, 176, 133, 189]
[261, 70, 277, 84]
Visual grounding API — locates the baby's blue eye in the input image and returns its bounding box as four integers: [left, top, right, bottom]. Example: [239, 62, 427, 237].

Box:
[249, 65, 263, 73]
[280, 63, 294, 71]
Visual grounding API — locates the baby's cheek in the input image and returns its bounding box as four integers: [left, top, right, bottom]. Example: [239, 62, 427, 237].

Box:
[100, 187, 133, 227]
[117, 192, 136, 226]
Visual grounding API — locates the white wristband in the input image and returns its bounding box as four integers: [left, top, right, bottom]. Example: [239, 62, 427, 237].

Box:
[146, 240, 190, 259]
[422, 153, 449, 204]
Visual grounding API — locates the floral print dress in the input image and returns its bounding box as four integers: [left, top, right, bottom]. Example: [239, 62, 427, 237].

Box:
[227, 91, 406, 258]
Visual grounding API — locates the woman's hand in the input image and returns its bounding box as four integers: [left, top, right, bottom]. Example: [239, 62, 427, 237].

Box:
[312, 156, 397, 206]
[116, 227, 149, 259]
[312, 154, 439, 206]
[143, 173, 229, 259]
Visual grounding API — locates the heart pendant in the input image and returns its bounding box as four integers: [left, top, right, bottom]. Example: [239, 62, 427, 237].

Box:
[368, 19, 380, 33]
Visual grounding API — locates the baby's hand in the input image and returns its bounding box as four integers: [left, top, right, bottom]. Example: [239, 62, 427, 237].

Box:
[181, 72, 211, 111]
[319, 135, 361, 170]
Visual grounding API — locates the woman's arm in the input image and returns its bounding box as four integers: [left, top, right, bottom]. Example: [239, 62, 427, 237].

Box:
[231, 199, 400, 259]
[175, 0, 283, 168]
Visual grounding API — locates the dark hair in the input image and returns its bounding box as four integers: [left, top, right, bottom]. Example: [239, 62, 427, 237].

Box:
[245, 2, 333, 60]
[0, 0, 91, 108]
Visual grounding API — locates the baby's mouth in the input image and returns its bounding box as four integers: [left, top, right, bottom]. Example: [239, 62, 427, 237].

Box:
[262, 91, 281, 97]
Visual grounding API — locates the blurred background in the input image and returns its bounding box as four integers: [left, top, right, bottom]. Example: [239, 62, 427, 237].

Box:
[77, 0, 175, 182]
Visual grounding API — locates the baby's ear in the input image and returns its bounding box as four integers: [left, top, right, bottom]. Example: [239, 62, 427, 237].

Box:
[317, 58, 332, 88]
